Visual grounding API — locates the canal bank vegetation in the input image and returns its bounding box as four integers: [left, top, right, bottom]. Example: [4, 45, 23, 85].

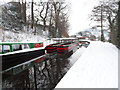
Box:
[1, 0, 70, 42]
[89, 0, 120, 48]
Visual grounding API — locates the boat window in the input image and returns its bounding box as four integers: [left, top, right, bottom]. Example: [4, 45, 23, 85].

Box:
[2, 45, 10, 53]
[0, 45, 2, 53]
[21, 44, 30, 49]
[12, 44, 22, 51]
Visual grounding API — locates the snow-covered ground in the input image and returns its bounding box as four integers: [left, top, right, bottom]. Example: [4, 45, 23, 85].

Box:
[69, 46, 86, 66]
[56, 41, 118, 88]
[1, 30, 45, 42]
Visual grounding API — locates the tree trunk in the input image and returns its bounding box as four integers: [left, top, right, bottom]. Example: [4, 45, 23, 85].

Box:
[23, 1, 26, 23]
[48, 9, 53, 38]
[31, 0, 34, 29]
[101, 5, 105, 41]
[108, 15, 117, 45]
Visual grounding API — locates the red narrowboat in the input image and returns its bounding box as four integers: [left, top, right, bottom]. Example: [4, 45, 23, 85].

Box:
[45, 43, 62, 54]
[57, 42, 78, 54]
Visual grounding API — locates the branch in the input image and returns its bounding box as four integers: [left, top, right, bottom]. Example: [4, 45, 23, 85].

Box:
[44, 2, 49, 19]
[40, 2, 45, 19]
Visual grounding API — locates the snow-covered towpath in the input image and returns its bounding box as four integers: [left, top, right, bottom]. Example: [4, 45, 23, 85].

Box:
[56, 41, 118, 88]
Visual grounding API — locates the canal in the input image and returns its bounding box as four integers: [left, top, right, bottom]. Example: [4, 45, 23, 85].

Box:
[2, 47, 86, 90]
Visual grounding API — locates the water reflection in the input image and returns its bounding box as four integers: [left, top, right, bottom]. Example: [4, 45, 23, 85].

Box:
[2, 70, 30, 89]
[2, 52, 73, 90]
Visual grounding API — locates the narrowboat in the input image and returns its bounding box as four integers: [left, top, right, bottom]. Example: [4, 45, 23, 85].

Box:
[45, 43, 62, 54]
[78, 40, 90, 47]
[57, 42, 78, 55]
[1, 42, 45, 70]
[0, 42, 43, 54]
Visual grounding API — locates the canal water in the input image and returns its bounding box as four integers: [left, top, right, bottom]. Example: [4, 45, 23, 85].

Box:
[2, 47, 86, 90]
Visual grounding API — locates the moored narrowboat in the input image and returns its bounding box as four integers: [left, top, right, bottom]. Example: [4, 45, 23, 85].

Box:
[1, 42, 45, 71]
[0, 42, 44, 54]
[57, 42, 78, 54]
[45, 43, 62, 54]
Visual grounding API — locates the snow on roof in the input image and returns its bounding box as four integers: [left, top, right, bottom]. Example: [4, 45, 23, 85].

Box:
[52, 38, 77, 40]
[0, 40, 44, 43]
[1, 47, 44, 56]
[56, 41, 118, 88]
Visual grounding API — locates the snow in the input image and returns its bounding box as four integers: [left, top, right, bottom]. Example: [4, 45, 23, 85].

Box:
[1, 30, 45, 42]
[55, 41, 118, 88]
[69, 46, 86, 66]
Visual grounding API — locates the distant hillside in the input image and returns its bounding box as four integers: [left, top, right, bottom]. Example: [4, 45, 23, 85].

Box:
[77, 29, 109, 41]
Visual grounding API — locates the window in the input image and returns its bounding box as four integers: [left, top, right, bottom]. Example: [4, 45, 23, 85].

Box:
[2, 45, 10, 53]
[12, 44, 21, 51]
[0, 45, 2, 53]
[21, 44, 30, 49]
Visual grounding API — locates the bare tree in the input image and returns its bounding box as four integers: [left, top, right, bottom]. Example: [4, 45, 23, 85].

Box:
[39, 1, 49, 31]
[58, 12, 69, 37]
[48, 3, 55, 38]
[52, 1, 69, 38]
[90, 0, 118, 43]
[25, 0, 70, 38]
[38, 0, 70, 38]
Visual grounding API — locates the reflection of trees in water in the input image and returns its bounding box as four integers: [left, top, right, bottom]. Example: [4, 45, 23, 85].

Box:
[32, 58, 70, 89]
[2, 56, 71, 89]
[2, 70, 30, 88]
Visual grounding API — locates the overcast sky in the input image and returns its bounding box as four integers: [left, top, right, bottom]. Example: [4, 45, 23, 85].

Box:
[68, 0, 99, 35]
[1, 0, 100, 35]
